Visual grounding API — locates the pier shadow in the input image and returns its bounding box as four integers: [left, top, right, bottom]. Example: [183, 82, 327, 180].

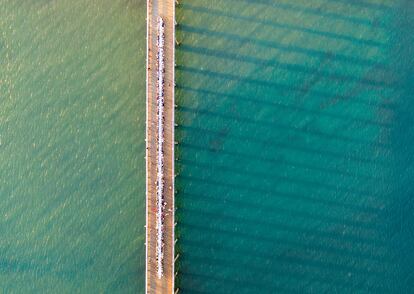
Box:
[178, 44, 396, 90]
[180, 3, 388, 49]
[174, 0, 412, 293]
[229, 0, 390, 29]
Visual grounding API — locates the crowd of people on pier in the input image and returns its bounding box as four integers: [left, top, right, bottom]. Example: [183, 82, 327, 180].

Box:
[156, 16, 166, 279]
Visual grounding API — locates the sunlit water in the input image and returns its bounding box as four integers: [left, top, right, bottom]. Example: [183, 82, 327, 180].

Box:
[0, 0, 146, 292]
[175, 0, 414, 293]
[2, 0, 414, 293]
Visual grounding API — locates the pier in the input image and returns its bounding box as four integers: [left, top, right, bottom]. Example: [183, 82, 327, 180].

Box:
[145, 0, 175, 293]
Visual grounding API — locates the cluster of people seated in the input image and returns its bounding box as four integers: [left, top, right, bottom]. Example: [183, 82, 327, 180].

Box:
[156, 16, 166, 279]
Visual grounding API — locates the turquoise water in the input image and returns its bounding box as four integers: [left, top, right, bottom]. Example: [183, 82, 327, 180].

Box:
[175, 0, 414, 292]
[2, 0, 414, 292]
[0, 0, 146, 292]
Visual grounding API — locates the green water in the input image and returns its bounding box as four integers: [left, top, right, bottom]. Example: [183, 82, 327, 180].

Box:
[175, 0, 414, 292]
[0, 0, 146, 292]
[2, 0, 414, 292]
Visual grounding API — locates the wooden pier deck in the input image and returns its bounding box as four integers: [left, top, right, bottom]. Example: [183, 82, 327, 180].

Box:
[145, 0, 175, 293]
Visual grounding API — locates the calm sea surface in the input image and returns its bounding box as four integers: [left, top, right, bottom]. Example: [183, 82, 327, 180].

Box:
[0, 0, 146, 292]
[175, 0, 414, 293]
[2, 0, 414, 293]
